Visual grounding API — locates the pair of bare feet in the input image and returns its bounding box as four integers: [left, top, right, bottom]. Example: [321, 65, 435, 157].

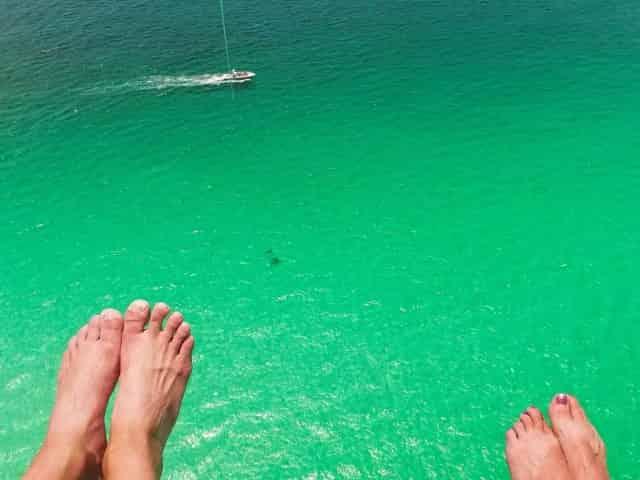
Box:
[22, 300, 194, 480]
[506, 394, 610, 480]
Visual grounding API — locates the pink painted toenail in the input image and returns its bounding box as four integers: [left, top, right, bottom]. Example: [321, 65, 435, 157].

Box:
[555, 393, 568, 405]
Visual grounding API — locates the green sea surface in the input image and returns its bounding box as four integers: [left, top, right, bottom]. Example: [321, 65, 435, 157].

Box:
[2, 0, 640, 477]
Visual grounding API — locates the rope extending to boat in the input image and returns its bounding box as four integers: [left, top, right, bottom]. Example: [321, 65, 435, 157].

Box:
[219, 0, 232, 72]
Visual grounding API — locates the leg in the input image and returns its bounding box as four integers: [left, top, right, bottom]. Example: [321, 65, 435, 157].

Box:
[23, 309, 124, 480]
[548, 393, 610, 480]
[103, 300, 194, 480]
[505, 406, 571, 480]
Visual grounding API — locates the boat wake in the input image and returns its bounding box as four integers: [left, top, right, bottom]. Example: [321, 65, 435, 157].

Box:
[140, 73, 253, 90]
[84, 73, 252, 95]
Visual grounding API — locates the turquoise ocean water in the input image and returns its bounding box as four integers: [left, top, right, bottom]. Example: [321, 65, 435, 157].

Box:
[2, 0, 640, 477]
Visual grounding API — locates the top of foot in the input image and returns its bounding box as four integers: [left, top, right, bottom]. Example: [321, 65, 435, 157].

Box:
[506, 406, 571, 480]
[110, 300, 194, 455]
[45, 309, 123, 470]
[548, 394, 610, 480]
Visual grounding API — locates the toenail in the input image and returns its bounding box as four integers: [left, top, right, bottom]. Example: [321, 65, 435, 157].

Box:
[131, 300, 148, 311]
[555, 393, 568, 405]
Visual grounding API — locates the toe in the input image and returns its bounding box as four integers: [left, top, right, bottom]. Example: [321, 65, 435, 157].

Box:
[124, 299, 150, 334]
[163, 312, 184, 338]
[149, 303, 170, 334]
[549, 393, 573, 430]
[87, 315, 101, 341]
[520, 412, 533, 431]
[77, 324, 89, 343]
[70, 325, 87, 354]
[67, 336, 78, 362]
[567, 395, 587, 422]
[67, 335, 77, 352]
[177, 336, 195, 376]
[505, 426, 518, 444]
[595, 433, 606, 456]
[100, 309, 124, 344]
[525, 406, 546, 431]
[170, 323, 191, 353]
[512, 419, 525, 438]
[179, 335, 195, 358]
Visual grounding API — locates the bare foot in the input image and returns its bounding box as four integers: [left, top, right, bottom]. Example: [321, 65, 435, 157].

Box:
[23, 309, 123, 480]
[505, 406, 571, 480]
[548, 394, 610, 480]
[104, 300, 194, 479]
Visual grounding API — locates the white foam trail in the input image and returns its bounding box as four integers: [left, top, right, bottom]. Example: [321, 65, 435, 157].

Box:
[141, 74, 252, 90]
[84, 73, 250, 95]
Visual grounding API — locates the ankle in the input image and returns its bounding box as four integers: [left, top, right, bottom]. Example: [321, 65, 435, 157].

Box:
[24, 435, 101, 480]
[110, 422, 161, 452]
[47, 415, 106, 449]
[105, 428, 164, 478]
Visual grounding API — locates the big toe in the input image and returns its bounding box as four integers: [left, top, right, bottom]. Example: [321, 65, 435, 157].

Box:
[548, 393, 573, 429]
[100, 309, 124, 344]
[124, 300, 150, 335]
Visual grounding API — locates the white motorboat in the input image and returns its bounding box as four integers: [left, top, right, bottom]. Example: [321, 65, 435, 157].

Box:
[220, 70, 256, 83]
